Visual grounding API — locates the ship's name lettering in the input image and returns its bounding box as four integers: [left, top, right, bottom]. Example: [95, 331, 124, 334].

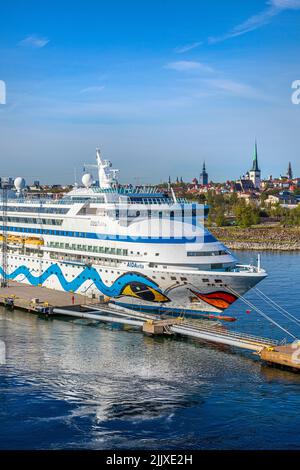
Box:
[90, 221, 106, 227]
[127, 262, 144, 269]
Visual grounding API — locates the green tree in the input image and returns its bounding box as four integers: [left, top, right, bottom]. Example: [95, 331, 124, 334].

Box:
[234, 201, 260, 228]
[215, 208, 226, 226]
[282, 205, 300, 226]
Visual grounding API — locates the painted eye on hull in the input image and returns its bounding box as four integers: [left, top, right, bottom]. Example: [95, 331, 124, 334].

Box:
[189, 289, 237, 310]
[121, 282, 170, 303]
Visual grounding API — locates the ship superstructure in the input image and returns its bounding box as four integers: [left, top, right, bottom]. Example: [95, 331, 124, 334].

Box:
[0, 149, 267, 316]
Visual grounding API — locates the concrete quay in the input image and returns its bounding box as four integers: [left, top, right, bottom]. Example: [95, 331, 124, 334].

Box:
[0, 280, 90, 311]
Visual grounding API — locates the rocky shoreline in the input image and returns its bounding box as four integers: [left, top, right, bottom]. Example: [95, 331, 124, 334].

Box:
[209, 226, 300, 251]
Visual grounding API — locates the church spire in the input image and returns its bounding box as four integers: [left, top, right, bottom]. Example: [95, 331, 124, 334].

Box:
[249, 140, 261, 189]
[287, 161, 293, 180]
[251, 140, 259, 172]
[200, 160, 208, 185]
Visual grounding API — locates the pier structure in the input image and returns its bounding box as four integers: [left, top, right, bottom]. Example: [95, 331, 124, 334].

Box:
[1, 281, 300, 372]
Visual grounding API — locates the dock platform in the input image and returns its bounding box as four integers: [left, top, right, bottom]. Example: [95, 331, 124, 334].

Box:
[0, 280, 92, 311]
[1, 281, 300, 373]
[260, 344, 300, 371]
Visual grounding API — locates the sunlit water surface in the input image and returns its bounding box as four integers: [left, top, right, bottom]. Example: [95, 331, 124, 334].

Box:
[0, 251, 300, 449]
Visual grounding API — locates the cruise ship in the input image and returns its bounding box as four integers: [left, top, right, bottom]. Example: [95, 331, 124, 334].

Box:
[0, 149, 267, 318]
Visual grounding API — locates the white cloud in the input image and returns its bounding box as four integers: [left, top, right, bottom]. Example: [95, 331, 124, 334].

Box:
[203, 78, 268, 100]
[174, 42, 202, 53]
[209, 0, 300, 44]
[0, 80, 6, 105]
[165, 60, 213, 73]
[270, 0, 300, 8]
[19, 35, 49, 48]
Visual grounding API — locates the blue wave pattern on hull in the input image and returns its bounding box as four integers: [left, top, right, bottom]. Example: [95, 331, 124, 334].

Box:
[0, 264, 160, 296]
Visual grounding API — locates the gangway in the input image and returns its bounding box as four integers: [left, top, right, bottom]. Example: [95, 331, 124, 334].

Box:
[52, 303, 299, 370]
[51, 302, 281, 353]
[169, 322, 279, 352]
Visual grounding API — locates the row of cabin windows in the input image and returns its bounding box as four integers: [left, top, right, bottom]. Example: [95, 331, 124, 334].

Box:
[47, 241, 128, 256]
[49, 252, 124, 266]
[115, 207, 199, 219]
[3, 225, 84, 237]
[47, 241, 158, 258]
[0, 216, 63, 225]
[8, 238, 154, 259]
[7, 206, 69, 214]
[187, 250, 228, 257]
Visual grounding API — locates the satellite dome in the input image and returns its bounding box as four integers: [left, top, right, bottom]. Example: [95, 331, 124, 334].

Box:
[14, 177, 26, 191]
[82, 173, 93, 188]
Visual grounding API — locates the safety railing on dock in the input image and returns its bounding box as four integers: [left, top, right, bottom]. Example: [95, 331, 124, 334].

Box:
[178, 321, 280, 347]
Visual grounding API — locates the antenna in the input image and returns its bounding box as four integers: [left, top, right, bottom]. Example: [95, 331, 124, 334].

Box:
[170, 186, 177, 203]
[257, 253, 261, 272]
[74, 167, 77, 186]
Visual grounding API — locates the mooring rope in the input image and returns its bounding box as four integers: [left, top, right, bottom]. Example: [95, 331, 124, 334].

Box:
[253, 286, 300, 328]
[226, 285, 298, 340]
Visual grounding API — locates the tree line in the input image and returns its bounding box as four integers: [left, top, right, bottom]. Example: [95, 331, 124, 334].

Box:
[196, 192, 300, 228]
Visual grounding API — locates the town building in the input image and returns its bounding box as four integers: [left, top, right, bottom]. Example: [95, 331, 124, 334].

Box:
[265, 191, 300, 208]
[200, 162, 208, 185]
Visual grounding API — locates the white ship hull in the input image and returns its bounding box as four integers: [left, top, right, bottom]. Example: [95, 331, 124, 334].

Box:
[5, 252, 266, 317]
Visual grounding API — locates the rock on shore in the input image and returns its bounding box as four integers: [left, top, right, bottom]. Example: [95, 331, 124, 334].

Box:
[209, 226, 300, 251]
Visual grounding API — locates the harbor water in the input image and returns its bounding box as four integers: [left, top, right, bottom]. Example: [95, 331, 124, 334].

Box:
[0, 251, 300, 450]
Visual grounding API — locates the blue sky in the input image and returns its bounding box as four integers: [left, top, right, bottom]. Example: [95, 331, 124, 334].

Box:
[0, 0, 300, 184]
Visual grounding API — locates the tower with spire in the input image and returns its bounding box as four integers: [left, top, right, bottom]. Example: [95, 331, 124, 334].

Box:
[287, 162, 293, 180]
[200, 161, 208, 185]
[248, 141, 261, 189]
